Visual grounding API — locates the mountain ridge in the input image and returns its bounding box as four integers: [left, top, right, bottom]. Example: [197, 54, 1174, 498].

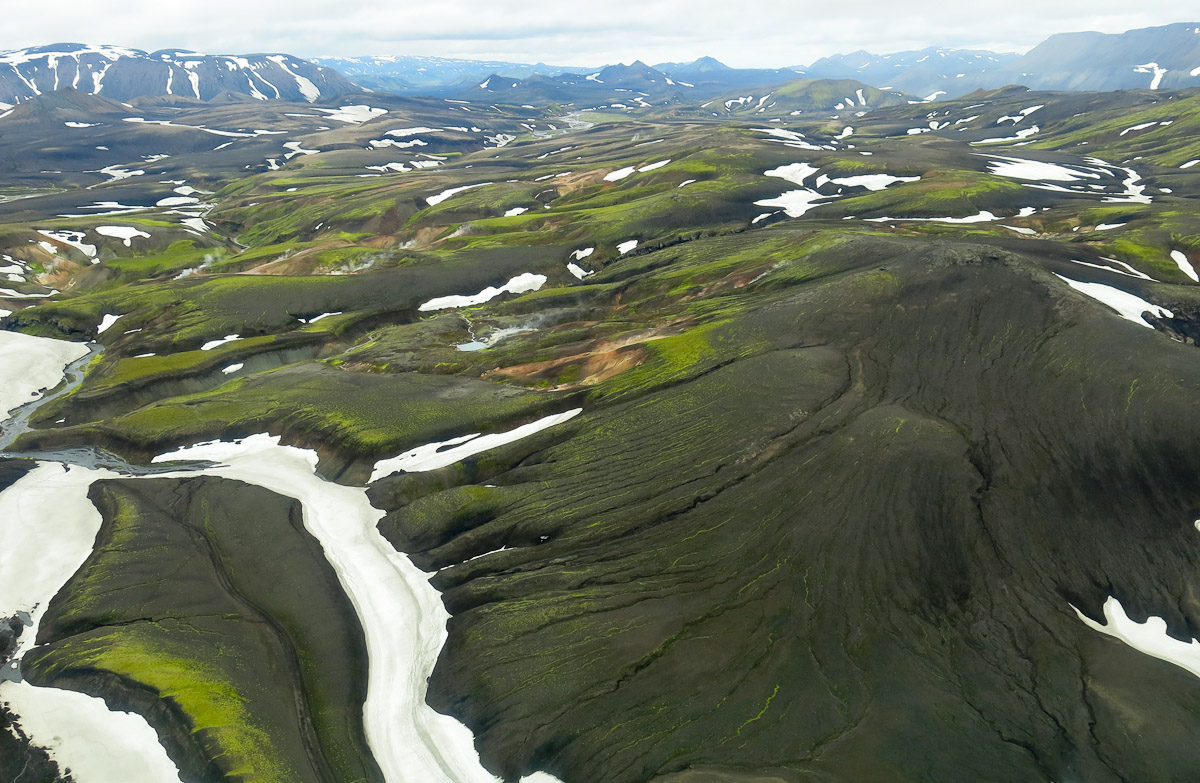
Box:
[0, 43, 363, 104]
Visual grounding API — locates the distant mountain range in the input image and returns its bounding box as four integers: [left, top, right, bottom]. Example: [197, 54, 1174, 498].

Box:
[0, 43, 362, 105]
[3, 21, 1200, 110]
[314, 54, 806, 103]
[802, 22, 1200, 98]
[309, 54, 579, 94]
[800, 48, 1020, 101]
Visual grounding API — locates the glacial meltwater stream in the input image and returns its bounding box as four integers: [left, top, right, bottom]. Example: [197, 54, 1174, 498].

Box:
[0, 333, 566, 782]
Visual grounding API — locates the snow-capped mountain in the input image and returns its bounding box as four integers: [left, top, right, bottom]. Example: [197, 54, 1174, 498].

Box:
[0, 43, 363, 104]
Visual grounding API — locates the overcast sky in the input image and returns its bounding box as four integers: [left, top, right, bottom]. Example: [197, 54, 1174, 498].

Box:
[2, 1, 1197, 67]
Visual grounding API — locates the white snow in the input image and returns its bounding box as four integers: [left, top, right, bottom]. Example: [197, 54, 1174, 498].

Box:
[96, 313, 122, 334]
[567, 263, 592, 279]
[1120, 121, 1159, 136]
[503, 207, 528, 217]
[0, 288, 56, 299]
[1180, 160, 1200, 169]
[95, 225, 151, 246]
[1104, 167, 1153, 205]
[155, 196, 199, 207]
[985, 155, 1096, 182]
[0, 680, 183, 783]
[426, 183, 493, 206]
[199, 334, 242, 351]
[763, 162, 819, 187]
[1095, 223, 1126, 231]
[419, 273, 547, 311]
[1076, 596, 1200, 680]
[65, 121, 98, 128]
[123, 117, 253, 138]
[755, 189, 831, 218]
[756, 164, 837, 217]
[370, 138, 426, 149]
[318, 105, 388, 124]
[283, 141, 319, 158]
[0, 331, 88, 418]
[753, 127, 824, 151]
[0, 461, 185, 783]
[150, 435, 508, 783]
[36, 230, 97, 261]
[678, 179, 696, 188]
[828, 174, 920, 191]
[95, 165, 145, 183]
[864, 211, 999, 224]
[617, 240, 639, 255]
[638, 159, 671, 172]
[266, 55, 321, 102]
[222, 362, 244, 374]
[570, 247, 595, 261]
[387, 127, 441, 137]
[1067, 258, 1153, 280]
[1170, 250, 1198, 282]
[299, 312, 342, 324]
[366, 163, 410, 173]
[370, 409, 583, 481]
[973, 126, 1040, 144]
[1055, 274, 1172, 327]
[603, 166, 637, 182]
[1134, 62, 1168, 90]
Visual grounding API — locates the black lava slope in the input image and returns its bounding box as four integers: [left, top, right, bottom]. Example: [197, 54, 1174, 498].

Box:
[373, 234, 1200, 783]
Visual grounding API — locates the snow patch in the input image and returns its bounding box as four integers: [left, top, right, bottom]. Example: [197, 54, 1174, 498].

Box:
[1055, 274, 1172, 327]
[418, 273, 546, 311]
[96, 314, 122, 334]
[370, 409, 583, 481]
[828, 174, 920, 191]
[603, 166, 637, 182]
[427, 182, 493, 206]
[318, 105, 388, 124]
[95, 225, 151, 247]
[1134, 62, 1168, 90]
[1076, 596, 1200, 680]
[1171, 250, 1198, 282]
[200, 334, 242, 351]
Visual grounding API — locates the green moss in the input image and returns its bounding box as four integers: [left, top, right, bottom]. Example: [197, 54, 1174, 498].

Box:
[88, 335, 280, 391]
[54, 629, 294, 783]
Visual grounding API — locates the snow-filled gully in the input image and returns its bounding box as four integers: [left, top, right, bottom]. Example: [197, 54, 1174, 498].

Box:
[0, 333, 566, 782]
